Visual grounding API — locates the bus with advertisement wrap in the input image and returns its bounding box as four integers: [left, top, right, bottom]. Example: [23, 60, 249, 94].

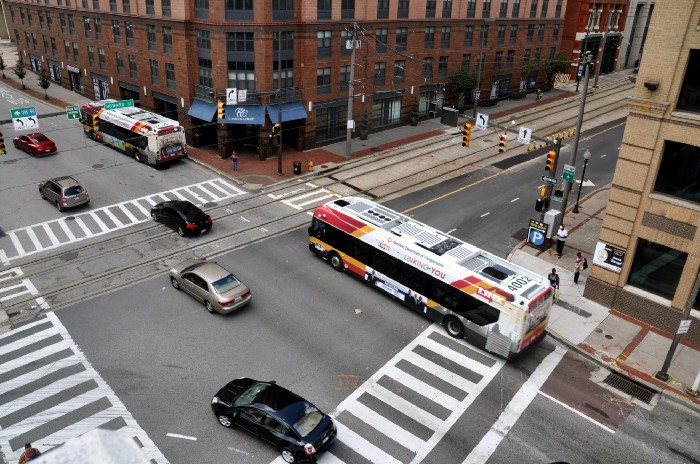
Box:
[80, 100, 187, 166]
[309, 197, 552, 359]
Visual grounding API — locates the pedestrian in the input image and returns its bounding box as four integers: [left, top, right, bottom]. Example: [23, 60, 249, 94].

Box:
[230, 150, 238, 172]
[548, 268, 560, 302]
[556, 224, 568, 258]
[536, 88, 543, 101]
[574, 252, 585, 284]
[18, 443, 41, 463]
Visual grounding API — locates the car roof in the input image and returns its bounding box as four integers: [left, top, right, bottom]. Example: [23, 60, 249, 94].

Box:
[50, 176, 80, 187]
[242, 381, 312, 419]
[193, 262, 232, 282]
[156, 200, 198, 211]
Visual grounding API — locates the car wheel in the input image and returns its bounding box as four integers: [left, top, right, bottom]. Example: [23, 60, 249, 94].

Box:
[170, 278, 180, 290]
[13, 141, 18, 149]
[204, 301, 215, 314]
[39, 189, 45, 199]
[56, 201, 64, 212]
[328, 252, 344, 272]
[281, 448, 296, 464]
[217, 414, 232, 428]
[443, 316, 464, 338]
[151, 211, 157, 221]
[177, 226, 185, 237]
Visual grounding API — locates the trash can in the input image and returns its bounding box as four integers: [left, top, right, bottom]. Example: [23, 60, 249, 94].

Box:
[293, 161, 302, 175]
[440, 107, 459, 127]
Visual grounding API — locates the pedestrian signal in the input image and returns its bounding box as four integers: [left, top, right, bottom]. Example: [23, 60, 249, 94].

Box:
[272, 123, 281, 136]
[499, 134, 507, 153]
[217, 100, 225, 120]
[462, 122, 472, 148]
[545, 150, 557, 172]
[0, 130, 5, 155]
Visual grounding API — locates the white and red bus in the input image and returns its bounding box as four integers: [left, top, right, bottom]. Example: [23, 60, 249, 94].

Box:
[309, 197, 552, 359]
[80, 100, 187, 166]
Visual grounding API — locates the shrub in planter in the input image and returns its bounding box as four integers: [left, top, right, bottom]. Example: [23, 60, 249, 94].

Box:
[478, 99, 498, 107]
[509, 93, 527, 100]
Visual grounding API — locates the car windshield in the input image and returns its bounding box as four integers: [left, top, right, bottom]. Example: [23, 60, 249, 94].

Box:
[212, 274, 241, 294]
[234, 382, 270, 407]
[32, 135, 49, 142]
[293, 408, 323, 438]
[64, 185, 84, 196]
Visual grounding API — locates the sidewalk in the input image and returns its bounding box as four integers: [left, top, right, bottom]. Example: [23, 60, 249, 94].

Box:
[3, 47, 695, 409]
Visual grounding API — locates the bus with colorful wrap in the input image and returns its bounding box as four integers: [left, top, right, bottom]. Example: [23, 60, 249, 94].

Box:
[308, 197, 552, 359]
[80, 100, 187, 166]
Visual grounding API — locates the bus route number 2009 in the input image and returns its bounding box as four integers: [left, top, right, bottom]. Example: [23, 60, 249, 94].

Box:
[508, 276, 532, 292]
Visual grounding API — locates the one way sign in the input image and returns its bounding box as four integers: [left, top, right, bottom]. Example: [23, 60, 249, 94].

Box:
[11, 106, 39, 131]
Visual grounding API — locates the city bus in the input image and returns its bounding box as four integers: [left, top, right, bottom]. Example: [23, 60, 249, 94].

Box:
[80, 100, 187, 166]
[308, 197, 552, 359]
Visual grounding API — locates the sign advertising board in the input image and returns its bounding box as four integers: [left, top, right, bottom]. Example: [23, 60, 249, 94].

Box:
[527, 219, 548, 251]
[593, 241, 626, 273]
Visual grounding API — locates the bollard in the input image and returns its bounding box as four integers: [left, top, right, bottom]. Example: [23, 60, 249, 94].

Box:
[685, 369, 700, 398]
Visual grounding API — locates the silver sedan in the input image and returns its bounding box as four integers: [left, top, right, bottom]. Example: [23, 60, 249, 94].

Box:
[169, 259, 252, 314]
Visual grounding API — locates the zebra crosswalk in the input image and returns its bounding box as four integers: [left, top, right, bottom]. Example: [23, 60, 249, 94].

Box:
[267, 182, 340, 211]
[0, 312, 167, 463]
[272, 324, 505, 464]
[2, 178, 246, 261]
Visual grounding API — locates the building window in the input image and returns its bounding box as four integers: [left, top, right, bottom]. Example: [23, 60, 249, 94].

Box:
[88, 45, 95, 66]
[195, 0, 210, 19]
[112, 20, 121, 44]
[376, 28, 388, 53]
[527, 24, 534, 42]
[499, 0, 508, 18]
[467, 0, 476, 18]
[27, 9, 33, 27]
[110, 0, 116, 11]
[494, 51, 503, 70]
[377, 0, 389, 19]
[318, 0, 331, 20]
[552, 24, 559, 41]
[506, 50, 514, 68]
[198, 57, 212, 86]
[374, 61, 386, 85]
[116, 52, 124, 75]
[98, 48, 106, 69]
[94, 18, 102, 40]
[73, 42, 80, 62]
[148, 25, 156, 51]
[540, 0, 548, 17]
[510, 25, 518, 44]
[442, 0, 452, 18]
[317, 67, 331, 94]
[165, 63, 176, 90]
[317, 30, 331, 58]
[84, 17, 91, 38]
[394, 60, 405, 83]
[530, 0, 537, 18]
[59, 13, 66, 33]
[227, 61, 256, 90]
[162, 0, 171, 16]
[555, 0, 562, 18]
[396, 27, 407, 52]
[47, 12, 53, 32]
[146, 0, 155, 14]
[340, 29, 352, 56]
[129, 54, 138, 79]
[461, 53, 471, 71]
[38, 11, 45, 29]
[654, 141, 700, 203]
[422, 57, 433, 80]
[64, 40, 70, 59]
[341, 0, 354, 19]
[464, 26, 473, 46]
[482, 0, 491, 18]
[398, 0, 409, 18]
[441, 26, 451, 48]
[535, 47, 541, 63]
[125, 21, 134, 46]
[31, 33, 37, 50]
[426, 0, 436, 18]
[523, 49, 531, 64]
[497, 25, 505, 44]
[481, 25, 489, 44]
[150, 59, 159, 85]
[163, 27, 173, 53]
[438, 56, 448, 77]
[51, 38, 57, 56]
[424, 27, 435, 49]
[123, 0, 130, 13]
[227, 31, 255, 53]
[340, 64, 350, 90]
[512, 0, 520, 17]
[68, 14, 75, 35]
[677, 49, 700, 114]
[93, 0, 100, 9]
[537, 24, 545, 42]
[196, 30, 211, 51]
[273, 58, 293, 88]
[628, 239, 687, 301]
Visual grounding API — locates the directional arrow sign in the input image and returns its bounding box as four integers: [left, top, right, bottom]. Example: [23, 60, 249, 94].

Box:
[541, 176, 557, 184]
[475, 112, 489, 130]
[11, 106, 39, 131]
[517, 127, 532, 144]
[66, 105, 81, 120]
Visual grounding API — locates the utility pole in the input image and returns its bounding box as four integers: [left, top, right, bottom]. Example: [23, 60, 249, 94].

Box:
[576, 8, 597, 93]
[345, 22, 358, 160]
[472, 19, 494, 119]
[557, 53, 592, 220]
[277, 31, 283, 176]
[593, 9, 617, 88]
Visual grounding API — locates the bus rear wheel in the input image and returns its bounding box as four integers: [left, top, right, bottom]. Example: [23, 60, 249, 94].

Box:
[443, 316, 464, 338]
[134, 150, 143, 163]
[328, 252, 344, 272]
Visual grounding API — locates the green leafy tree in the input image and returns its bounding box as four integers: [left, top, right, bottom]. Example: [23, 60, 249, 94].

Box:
[0, 55, 6, 79]
[38, 69, 51, 99]
[521, 63, 539, 89]
[13, 60, 27, 89]
[447, 70, 477, 100]
[543, 52, 571, 89]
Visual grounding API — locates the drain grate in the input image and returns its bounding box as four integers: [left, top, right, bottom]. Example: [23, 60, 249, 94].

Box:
[603, 372, 656, 404]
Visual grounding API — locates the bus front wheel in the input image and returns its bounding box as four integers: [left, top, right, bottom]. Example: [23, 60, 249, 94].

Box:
[443, 316, 464, 338]
[328, 252, 344, 272]
[134, 150, 143, 163]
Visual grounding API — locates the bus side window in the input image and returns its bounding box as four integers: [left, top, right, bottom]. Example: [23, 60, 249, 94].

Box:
[430, 280, 461, 311]
[347, 235, 371, 264]
[310, 219, 326, 240]
[454, 294, 500, 326]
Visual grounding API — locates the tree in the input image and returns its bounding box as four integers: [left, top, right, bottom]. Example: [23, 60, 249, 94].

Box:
[38, 69, 51, 99]
[520, 63, 539, 90]
[543, 52, 571, 89]
[0, 55, 6, 79]
[13, 60, 27, 89]
[447, 70, 477, 105]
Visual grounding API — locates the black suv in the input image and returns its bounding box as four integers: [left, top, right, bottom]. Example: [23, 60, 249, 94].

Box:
[211, 378, 337, 463]
[150, 200, 212, 236]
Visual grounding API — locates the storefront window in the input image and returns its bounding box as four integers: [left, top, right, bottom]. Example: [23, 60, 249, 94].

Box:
[628, 239, 687, 301]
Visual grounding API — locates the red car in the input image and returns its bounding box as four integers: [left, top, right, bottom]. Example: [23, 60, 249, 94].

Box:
[13, 133, 57, 156]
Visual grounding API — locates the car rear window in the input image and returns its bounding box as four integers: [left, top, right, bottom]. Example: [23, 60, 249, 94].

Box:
[64, 186, 84, 196]
[293, 409, 323, 438]
[212, 274, 241, 294]
[32, 135, 49, 142]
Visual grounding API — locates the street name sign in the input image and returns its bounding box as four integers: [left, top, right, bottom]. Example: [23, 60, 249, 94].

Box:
[563, 164, 576, 182]
[10, 106, 39, 131]
[517, 127, 532, 144]
[66, 105, 80, 120]
[104, 99, 134, 110]
[541, 176, 557, 184]
[475, 113, 489, 130]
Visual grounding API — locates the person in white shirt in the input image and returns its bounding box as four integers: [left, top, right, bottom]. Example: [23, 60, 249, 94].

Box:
[556, 225, 568, 258]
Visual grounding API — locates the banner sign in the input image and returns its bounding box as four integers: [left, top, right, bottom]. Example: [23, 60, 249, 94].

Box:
[593, 241, 626, 273]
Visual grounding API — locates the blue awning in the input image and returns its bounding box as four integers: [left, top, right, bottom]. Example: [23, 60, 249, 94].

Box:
[266, 101, 308, 123]
[221, 104, 266, 125]
[187, 98, 217, 122]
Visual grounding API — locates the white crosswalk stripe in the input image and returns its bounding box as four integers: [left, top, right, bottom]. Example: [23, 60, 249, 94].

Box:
[271, 324, 505, 464]
[0, 178, 247, 261]
[0, 312, 168, 463]
[268, 183, 341, 211]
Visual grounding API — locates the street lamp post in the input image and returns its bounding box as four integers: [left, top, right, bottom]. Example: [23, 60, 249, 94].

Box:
[572, 149, 591, 214]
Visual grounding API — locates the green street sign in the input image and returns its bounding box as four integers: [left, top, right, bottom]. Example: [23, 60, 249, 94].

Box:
[10, 107, 37, 118]
[66, 105, 80, 120]
[104, 99, 134, 110]
[562, 164, 575, 183]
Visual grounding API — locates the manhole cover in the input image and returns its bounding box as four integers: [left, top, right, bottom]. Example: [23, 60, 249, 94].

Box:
[603, 372, 655, 404]
[60, 251, 78, 261]
[511, 227, 528, 241]
[92, 163, 104, 169]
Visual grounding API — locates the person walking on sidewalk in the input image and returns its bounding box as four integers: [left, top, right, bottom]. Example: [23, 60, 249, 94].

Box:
[556, 225, 568, 258]
[231, 150, 238, 171]
[536, 88, 543, 101]
[548, 268, 560, 302]
[574, 252, 585, 284]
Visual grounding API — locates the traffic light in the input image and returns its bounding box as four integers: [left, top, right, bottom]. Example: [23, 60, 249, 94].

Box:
[0, 130, 5, 155]
[217, 100, 225, 120]
[462, 122, 472, 147]
[545, 150, 557, 172]
[272, 123, 281, 137]
[499, 133, 507, 153]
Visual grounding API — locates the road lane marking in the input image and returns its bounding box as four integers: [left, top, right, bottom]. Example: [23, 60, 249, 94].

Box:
[89, 211, 109, 233]
[166, 433, 197, 441]
[9, 232, 25, 256]
[102, 208, 124, 228]
[41, 224, 60, 247]
[480, 212, 490, 217]
[538, 391, 615, 433]
[74, 217, 93, 237]
[462, 346, 566, 464]
[511, 197, 519, 202]
[117, 203, 139, 224]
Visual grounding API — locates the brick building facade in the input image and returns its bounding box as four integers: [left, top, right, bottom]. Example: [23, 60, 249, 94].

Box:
[583, 0, 700, 344]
